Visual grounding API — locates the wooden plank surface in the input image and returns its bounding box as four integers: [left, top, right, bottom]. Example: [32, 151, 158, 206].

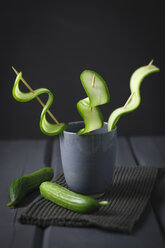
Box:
[0, 140, 48, 248]
[43, 137, 165, 248]
[130, 136, 165, 167]
[0, 141, 29, 225]
[0, 141, 32, 248]
[130, 136, 165, 235]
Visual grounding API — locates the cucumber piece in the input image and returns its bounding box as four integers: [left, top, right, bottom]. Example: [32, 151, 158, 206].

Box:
[108, 64, 160, 131]
[12, 72, 67, 136]
[77, 70, 110, 135]
[40, 181, 109, 214]
[80, 70, 110, 107]
[77, 97, 103, 135]
[7, 167, 54, 207]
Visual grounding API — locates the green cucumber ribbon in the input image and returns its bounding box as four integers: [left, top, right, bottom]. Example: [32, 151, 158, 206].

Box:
[77, 70, 110, 135]
[12, 72, 67, 136]
[108, 64, 160, 131]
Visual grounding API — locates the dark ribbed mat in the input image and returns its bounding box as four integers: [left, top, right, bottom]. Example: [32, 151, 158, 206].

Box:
[19, 166, 160, 233]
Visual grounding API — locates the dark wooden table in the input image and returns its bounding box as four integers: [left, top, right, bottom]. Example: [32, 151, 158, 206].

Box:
[0, 136, 165, 248]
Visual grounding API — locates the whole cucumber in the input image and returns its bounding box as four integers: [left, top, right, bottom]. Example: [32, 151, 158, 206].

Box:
[40, 181, 109, 213]
[7, 167, 54, 207]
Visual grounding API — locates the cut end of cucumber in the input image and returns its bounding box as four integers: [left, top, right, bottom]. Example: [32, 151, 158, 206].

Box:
[7, 201, 15, 207]
[99, 201, 109, 206]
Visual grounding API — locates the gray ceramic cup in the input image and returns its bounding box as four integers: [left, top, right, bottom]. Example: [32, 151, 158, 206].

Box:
[59, 121, 117, 195]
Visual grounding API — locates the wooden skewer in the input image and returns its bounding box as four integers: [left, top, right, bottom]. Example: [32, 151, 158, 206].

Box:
[148, 59, 154, 68]
[123, 92, 135, 109]
[12, 66, 60, 125]
[92, 73, 95, 88]
[115, 91, 135, 126]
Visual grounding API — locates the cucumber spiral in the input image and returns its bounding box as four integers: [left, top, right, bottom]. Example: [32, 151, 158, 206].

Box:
[77, 97, 104, 135]
[77, 70, 110, 135]
[12, 72, 67, 136]
[108, 64, 160, 131]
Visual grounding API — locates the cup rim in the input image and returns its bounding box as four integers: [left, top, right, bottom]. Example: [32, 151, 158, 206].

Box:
[62, 121, 117, 136]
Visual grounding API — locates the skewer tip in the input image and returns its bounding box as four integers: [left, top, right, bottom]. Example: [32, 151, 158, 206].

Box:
[11, 66, 18, 74]
[148, 59, 154, 68]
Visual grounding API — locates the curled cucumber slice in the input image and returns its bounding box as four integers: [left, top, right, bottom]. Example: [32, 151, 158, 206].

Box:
[77, 70, 110, 135]
[77, 97, 103, 135]
[12, 72, 67, 136]
[108, 64, 160, 131]
[80, 70, 110, 107]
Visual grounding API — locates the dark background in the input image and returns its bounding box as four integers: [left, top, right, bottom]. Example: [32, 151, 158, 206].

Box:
[0, 1, 164, 139]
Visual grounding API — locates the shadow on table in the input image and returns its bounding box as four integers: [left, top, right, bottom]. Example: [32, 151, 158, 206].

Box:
[17, 190, 40, 208]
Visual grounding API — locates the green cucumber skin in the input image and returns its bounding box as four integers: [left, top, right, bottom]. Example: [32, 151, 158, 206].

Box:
[40, 182, 100, 213]
[8, 167, 54, 207]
